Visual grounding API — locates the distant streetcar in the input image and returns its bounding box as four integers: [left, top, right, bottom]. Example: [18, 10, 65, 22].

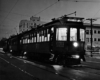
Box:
[3, 15, 86, 65]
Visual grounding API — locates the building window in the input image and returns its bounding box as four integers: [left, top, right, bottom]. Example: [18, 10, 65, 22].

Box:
[98, 38, 100, 41]
[94, 38, 96, 41]
[86, 30, 89, 34]
[94, 30, 96, 34]
[98, 31, 100, 34]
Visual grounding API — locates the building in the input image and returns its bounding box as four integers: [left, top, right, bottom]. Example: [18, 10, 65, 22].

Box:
[19, 20, 34, 33]
[84, 23, 100, 52]
[85, 23, 100, 47]
[19, 16, 45, 33]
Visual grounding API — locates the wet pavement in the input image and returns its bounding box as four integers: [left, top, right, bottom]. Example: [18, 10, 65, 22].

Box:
[0, 52, 67, 80]
[1, 50, 100, 80]
[0, 56, 38, 80]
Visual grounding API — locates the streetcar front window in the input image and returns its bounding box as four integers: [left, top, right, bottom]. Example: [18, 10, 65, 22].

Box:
[56, 28, 67, 41]
[80, 29, 85, 41]
[70, 28, 77, 41]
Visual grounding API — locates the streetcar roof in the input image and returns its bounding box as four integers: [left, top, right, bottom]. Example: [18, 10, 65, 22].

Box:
[8, 16, 85, 39]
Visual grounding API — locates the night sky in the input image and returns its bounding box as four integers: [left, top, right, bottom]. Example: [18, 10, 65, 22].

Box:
[0, 0, 100, 39]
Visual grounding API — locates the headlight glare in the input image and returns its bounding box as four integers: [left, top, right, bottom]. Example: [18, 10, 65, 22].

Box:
[72, 55, 80, 59]
[73, 42, 78, 47]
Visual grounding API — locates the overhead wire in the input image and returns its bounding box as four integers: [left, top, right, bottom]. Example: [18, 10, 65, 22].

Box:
[0, 0, 59, 18]
[92, 8, 100, 19]
[0, 9, 31, 17]
[85, 1, 100, 23]
[0, 0, 19, 26]
[33, 0, 60, 16]
[0, 0, 60, 25]
[60, 0, 100, 2]
[1, 0, 100, 28]
[0, 0, 60, 37]
[1, 0, 100, 24]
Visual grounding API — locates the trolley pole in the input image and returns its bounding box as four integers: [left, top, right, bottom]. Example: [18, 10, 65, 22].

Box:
[66, 11, 76, 16]
[86, 18, 96, 57]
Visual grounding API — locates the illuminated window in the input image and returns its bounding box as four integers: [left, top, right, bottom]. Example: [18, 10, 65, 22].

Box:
[37, 33, 39, 42]
[42, 36, 44, 42]
[34, 37, 36, 42]
[20, 40, 22, 44]
[28, 39, 30, 43]
[32, 37, 34, 43]
[44, 30, 47, 41]
[56, 28, 67, 41]
[47, 34, 50, 41]
[70, 28, 77, 41]
[80, 29, 85, 41]
[25, 39, 27, 43]
[51, 27, 54, 33]
[44, 37, 47, 41]
[40, 36, 41, 42]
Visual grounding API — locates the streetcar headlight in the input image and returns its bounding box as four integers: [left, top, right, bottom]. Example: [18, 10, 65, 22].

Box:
[73, 42, 78, 47]
[10, 50, 12, 52]
[24, 52, 27, 55]
[72, 55, 80, 59]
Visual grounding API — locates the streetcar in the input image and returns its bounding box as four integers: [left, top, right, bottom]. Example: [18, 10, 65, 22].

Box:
[3, 15, 86, 65]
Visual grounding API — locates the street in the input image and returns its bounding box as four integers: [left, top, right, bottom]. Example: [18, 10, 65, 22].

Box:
[1, 0, 100, 80]
[0, 50, 100, 80]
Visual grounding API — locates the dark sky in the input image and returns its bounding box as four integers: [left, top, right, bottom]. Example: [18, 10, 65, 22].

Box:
[0, 0, 100, 39]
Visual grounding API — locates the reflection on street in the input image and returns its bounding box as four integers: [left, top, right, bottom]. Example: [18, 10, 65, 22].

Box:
[52, 65, 63, 74]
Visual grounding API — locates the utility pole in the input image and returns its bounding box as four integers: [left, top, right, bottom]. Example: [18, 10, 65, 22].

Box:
[86, 18, 96, 57]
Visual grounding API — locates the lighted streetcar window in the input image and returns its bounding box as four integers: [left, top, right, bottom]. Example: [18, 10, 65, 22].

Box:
[28, 39, 30, 43]
[32, 37, 34, 43]
[37, 33, 39, 42]
[80, 29, 85, 41]
[70, 28, 77, 41]
[56, 28, 67, 41]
